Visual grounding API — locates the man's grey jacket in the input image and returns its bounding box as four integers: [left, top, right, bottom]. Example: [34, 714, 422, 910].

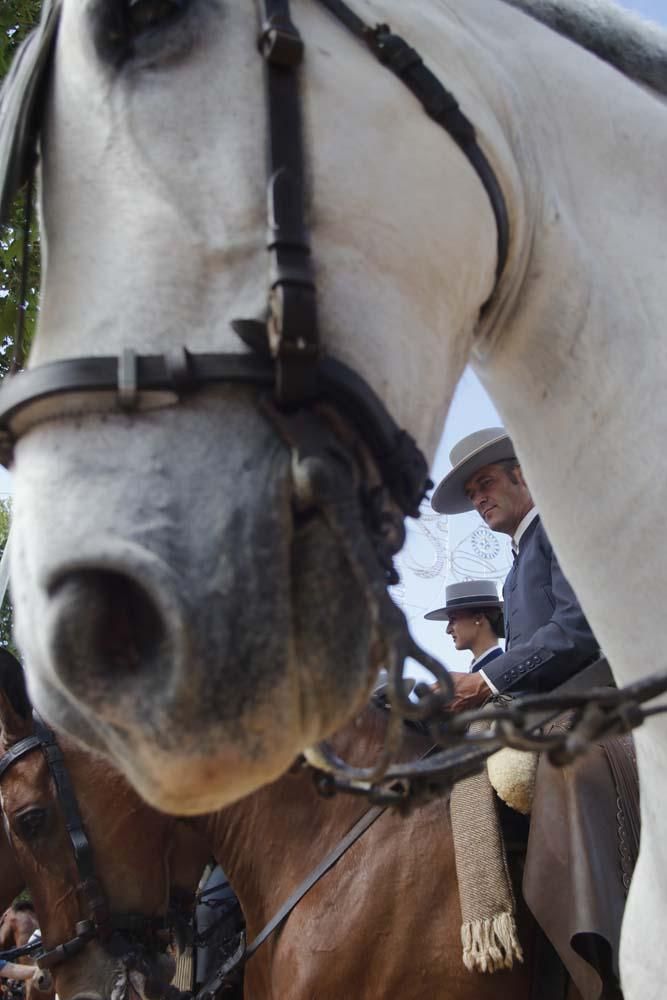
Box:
[482, 516, 598, 694]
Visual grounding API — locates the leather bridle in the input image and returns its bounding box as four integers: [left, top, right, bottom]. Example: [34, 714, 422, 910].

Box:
[0, 0, 510, 732]
[0, 714, 188, 994]
[0, 0, 508, 491]
[3, 1, 665, 807]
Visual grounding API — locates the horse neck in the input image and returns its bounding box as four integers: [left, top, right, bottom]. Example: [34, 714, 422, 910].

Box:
[459, 1, 667, 679]
[192, 706, 399, 930]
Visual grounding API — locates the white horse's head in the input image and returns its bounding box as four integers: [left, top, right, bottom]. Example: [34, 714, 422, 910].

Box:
[3, 0, 510, 812]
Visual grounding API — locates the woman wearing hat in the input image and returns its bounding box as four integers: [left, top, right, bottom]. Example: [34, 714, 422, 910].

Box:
[425, 580, 504, 675]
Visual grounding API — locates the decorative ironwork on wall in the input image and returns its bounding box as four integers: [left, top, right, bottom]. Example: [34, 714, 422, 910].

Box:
[391, 500, 512, 623]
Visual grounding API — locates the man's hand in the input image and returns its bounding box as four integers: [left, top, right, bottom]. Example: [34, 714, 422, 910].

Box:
[433, 672, 491, 713]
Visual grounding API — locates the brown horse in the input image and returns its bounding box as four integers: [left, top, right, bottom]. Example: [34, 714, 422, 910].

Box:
[0, 902, 53, 1000]
[0, 665, 210, 1000]
[0, 662, 549, 1000]
[0, 903, 38, 953]
[193, 706, 540, 1000]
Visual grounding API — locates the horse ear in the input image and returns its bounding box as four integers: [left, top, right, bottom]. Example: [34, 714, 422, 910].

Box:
[0, 650, 33, 748]
[0, 689, 31, 748]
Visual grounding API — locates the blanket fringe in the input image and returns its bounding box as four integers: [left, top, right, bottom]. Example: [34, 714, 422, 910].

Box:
[461, 911, 524, 974]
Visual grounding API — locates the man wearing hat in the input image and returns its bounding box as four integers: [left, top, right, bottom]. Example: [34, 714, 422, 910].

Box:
[424, 580, 504, 673]
[430, 427, 598, 711]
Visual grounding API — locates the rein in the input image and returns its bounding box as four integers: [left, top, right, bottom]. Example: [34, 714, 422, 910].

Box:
[195, 806, 386, 998]
[195, 735, 440, 996]
[0, 715, 188, 994]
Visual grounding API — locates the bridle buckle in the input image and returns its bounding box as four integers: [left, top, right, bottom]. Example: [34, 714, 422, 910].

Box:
[258, 16, 304, 68]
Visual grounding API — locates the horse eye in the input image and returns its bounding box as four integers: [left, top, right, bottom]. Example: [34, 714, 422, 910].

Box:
[91, 0, 193, 65]
[15, 808, 49, 842]
[125, 0, 189, 35]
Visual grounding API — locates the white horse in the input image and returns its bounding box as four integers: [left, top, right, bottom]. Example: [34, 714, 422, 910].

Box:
[1, 1, 667, 995]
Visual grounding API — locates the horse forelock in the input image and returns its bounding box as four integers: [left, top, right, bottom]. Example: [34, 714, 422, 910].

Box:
[498, 0, 667, 96]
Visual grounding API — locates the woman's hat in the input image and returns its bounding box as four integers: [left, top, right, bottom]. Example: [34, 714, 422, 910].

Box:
[431, 427, 515, 514]
[424, 580, 504, 637]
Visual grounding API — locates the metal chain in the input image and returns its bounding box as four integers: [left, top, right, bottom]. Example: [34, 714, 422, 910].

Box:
[306, 670, 667, 807]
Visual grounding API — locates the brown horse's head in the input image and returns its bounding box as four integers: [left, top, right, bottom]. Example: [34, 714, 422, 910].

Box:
[0, 653, 189, 1000]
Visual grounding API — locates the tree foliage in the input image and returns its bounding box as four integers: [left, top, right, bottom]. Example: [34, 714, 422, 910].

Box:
[0, 0, 42, 378]
[0, 2, 40, 647]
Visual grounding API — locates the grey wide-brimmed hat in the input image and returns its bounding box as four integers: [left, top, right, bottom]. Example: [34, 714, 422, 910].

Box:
[424, 580, 504, 637]
[431, 427, 516, 514]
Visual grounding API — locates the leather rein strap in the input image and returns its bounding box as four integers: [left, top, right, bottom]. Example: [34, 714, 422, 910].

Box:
[193, 800, 389, 1000]
[198, 741, 439, 991]
[245, 802, 385, 962]
[0, 0, 509, 526]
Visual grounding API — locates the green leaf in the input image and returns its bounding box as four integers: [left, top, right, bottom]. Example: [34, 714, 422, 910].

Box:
[1, 1, 42, 373]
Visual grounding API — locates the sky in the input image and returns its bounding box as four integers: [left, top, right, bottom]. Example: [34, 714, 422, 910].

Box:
[0, 0, 664, 670]
[619, 0, 666, 20]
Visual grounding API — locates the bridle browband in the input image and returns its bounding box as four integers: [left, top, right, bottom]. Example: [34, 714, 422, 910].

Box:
[0, 715, 186, 989]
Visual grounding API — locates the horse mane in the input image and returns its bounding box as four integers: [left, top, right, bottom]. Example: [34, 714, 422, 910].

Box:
[498, 0, 667, 96]
[0, 648, 31, 720]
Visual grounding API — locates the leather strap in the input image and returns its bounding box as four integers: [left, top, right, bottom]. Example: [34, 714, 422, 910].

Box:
[241, 741, 438, 965]
[0, 349, 430, 516]
[32, 715, 111, 933]
[245, 803, 386, 961]
[314, 0, 509, 301]
[0, 733, 41, 779]
[259, 0, 319, 403]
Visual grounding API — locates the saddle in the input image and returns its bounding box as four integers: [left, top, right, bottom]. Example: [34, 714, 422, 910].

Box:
[523, 728, 639, 1000]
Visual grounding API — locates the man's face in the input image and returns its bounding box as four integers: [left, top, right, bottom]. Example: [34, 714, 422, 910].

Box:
[464, 462, 533, 536]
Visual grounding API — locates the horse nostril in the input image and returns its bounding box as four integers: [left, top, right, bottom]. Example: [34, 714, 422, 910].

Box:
[32, 969, 53, 993]
[48, 569, 168, 694]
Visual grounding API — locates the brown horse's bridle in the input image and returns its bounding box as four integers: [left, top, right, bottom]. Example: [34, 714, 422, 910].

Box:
[0, 714, 189, 997]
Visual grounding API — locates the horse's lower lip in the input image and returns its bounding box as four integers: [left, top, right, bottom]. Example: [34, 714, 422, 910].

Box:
[97, 725, 302, 814]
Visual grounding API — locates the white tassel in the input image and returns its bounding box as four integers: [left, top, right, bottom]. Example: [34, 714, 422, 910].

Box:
[461, 912, 524, 974]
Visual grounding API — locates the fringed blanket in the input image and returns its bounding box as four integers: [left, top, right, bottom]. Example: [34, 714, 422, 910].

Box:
[449, 721, 528, 974]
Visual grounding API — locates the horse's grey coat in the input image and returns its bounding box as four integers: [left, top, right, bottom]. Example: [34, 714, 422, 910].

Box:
[500, 0, 667, 95]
